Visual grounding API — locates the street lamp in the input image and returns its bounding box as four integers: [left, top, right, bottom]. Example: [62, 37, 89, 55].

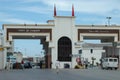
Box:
[24, 48, 27, 56]
[106, 17, 112, 26]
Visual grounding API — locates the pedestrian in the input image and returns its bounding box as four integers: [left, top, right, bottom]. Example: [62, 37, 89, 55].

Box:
[84, 59, 88, 69]
[39, 61, 43, 69]
[7, 59, 11, 70]
[55, 60, 60, 74]
[85, 61, 88, 69]
[50, 62, 52, 68]
[21, 60, 24, 69]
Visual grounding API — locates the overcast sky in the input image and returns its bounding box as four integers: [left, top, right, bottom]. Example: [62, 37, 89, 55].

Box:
[0, 0, 120, 26]
[0, 0, 120, 56]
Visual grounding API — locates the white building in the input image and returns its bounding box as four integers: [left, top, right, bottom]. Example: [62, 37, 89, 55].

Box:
[81, 43, 105, 65]
[0, 30, 5, 69]
[2, 6, 120, 69]
[32, 56, 44, 63]
[13, 52, 23, 63]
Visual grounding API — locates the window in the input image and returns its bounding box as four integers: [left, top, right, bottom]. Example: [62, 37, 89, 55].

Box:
[109, 59, 113, 62]
[105, 59, 108, 62]
[90, 49, 93, 53]
[114, 59, 117, 62]
[79, 50, 82, 54]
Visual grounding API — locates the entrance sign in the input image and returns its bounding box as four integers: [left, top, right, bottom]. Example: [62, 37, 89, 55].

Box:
[78, 29, 119, 41]
[6, 28, 52, 40]
[17, 29, 41, 32]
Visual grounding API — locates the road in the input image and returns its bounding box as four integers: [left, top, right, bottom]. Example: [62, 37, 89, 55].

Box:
[0, 68, 120, 80]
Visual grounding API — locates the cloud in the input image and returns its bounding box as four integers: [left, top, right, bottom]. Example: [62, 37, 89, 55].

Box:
[41, 0, 120, 16]
[19, 0, 41, 3]
[0, 0, 120, 25]
[1, 18, 36, 24]
[15, 6, 52, 14]
[0, 0, 41, 3]
[0, 12, 36, 24]
[3, 0, 120, 17]
[0, 12, 12, 18]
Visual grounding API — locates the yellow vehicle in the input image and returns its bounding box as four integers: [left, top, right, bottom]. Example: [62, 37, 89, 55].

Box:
[74, 64, 84, 69]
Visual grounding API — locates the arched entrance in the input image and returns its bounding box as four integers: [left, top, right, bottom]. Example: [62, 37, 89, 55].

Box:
[58, 37, 72, 61]
[3, 26, 52, 69]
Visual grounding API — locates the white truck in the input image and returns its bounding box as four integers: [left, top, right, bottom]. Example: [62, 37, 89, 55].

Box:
[6, 56, 17, 69]
[101, 57, 119, 70]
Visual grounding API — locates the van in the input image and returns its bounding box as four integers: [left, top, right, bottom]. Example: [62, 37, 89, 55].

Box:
[101, 57, 118, 70]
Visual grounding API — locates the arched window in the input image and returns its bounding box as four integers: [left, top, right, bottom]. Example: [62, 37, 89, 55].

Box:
[58, 37, 72, 61]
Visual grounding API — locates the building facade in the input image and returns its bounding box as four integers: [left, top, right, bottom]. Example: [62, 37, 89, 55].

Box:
[0, 30, 6, 69]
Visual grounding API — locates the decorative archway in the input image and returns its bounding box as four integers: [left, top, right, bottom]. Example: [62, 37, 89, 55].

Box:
[58, 37, 72, 61]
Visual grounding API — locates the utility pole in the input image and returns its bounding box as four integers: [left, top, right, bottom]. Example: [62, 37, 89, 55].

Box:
[24, 48, 26, 56]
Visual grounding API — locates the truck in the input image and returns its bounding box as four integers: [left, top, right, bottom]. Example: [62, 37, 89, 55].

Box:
[6, 56, 17, 69]
[7, 56, 17, 64]
[101, 57, 119, 70]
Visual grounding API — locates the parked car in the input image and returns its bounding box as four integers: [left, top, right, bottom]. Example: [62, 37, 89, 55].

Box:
[24, 62, 32, 69]
[13, 62, 23, 69]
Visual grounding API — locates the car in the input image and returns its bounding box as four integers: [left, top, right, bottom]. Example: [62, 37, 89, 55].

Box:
[13, 62, 23, 69]
[24, 62, 32, 69]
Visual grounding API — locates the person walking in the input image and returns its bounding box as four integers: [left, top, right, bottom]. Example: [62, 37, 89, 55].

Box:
[55, 60, 60, 74]
[21, 60, 24, 69]
[84, 59, 88, 69]
[39, 61, 43, 69]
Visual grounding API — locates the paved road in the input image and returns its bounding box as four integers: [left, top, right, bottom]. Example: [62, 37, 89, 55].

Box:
[0, 68, 120, 80]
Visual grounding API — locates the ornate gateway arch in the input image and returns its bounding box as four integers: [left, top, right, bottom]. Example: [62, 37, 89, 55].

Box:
[2, 5, 120, 69]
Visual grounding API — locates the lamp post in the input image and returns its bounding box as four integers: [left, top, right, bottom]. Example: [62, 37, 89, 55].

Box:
[24, 48, 26, 56]
[106, 17, 112, 26]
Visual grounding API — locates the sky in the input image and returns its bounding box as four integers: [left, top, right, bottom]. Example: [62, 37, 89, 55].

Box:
[0, 0, 120, 57]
